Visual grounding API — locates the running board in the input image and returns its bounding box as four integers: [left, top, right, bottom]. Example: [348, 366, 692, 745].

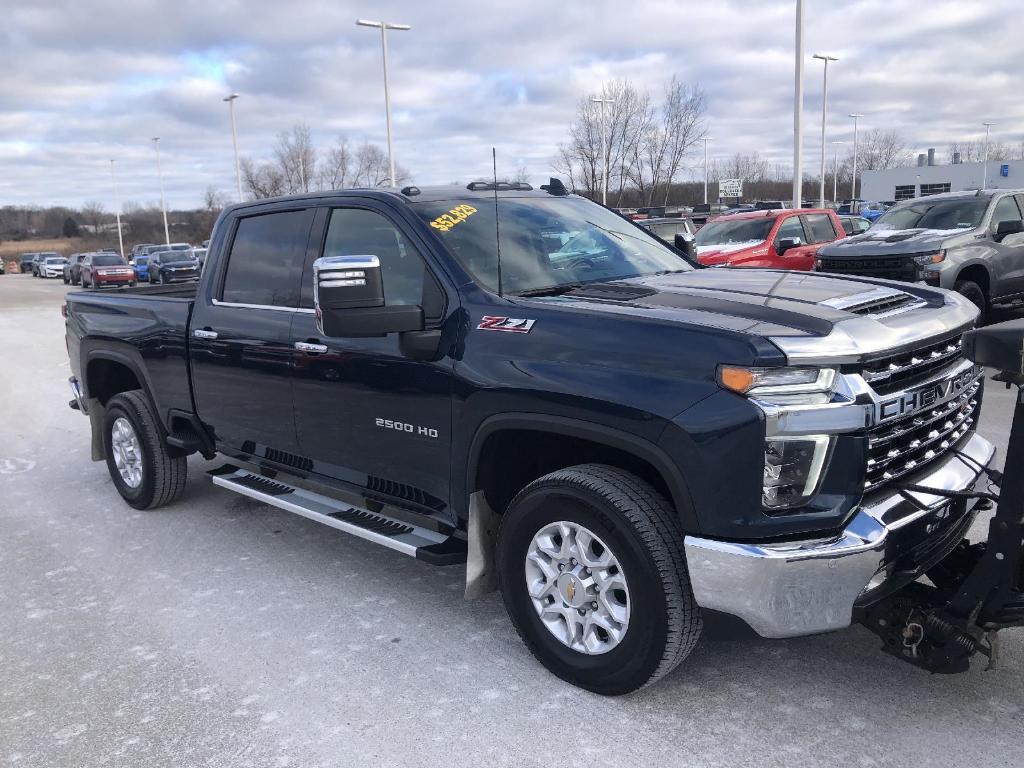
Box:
[208, 466, 466, 565]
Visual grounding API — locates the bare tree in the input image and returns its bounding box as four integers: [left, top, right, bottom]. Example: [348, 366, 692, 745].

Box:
[350, 142, 410, 187]
[240, 157, 286, 199]
[319, 137, 353, 190]
[81, 201, 106, 233]
[652, 78, 707, 204]
[713, 152, 771, 183]
[203, 185, 228, 213]
[856, 129, 912, 170]
[948, 139, 1010, 163]
[273, 123, 317, 194]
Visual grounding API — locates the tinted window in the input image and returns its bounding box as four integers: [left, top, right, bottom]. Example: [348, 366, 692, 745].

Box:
[990, 196, 1022, 232]
[322, 208, 427, 306]
[775, 216, 806, 244]
[803, 214, 837, 243]
[222, 209, 313, 307]
[875, 198, 989, 231]
[93, 254, 125, 266]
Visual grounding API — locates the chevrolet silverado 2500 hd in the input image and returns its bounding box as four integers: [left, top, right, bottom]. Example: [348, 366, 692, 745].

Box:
[65, 182, 997, 694]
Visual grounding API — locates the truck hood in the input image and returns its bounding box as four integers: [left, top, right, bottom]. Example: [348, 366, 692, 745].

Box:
[818, 226, 975, 257]
[522, 268, 955, 339]
[695, 241, 766, 265]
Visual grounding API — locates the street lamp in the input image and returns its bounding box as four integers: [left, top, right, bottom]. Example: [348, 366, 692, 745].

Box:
[830, 141, 846, 205]
[792, 0, 805, 210]
[356, 18, 411, 188]
[700, 136, 714, 204]
[591, 94, 614, 205]
[109, 159, 125, 260]
[812, 53, 839, 208]
[982, 122, 994, 190]
[223, 93, 242, 200]
[848, 113, 863, 200]
[151, 137, 170, 245]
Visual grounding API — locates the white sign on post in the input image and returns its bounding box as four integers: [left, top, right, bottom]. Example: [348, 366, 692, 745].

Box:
[718, 179, 743, 198]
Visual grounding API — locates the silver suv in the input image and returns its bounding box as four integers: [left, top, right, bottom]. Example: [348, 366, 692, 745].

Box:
[817, 189, 1024, 322]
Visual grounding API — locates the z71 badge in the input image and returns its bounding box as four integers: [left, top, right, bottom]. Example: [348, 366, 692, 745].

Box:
[477, 316, 536, 333]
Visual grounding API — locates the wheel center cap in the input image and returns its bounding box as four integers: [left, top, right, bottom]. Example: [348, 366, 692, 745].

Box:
[557, 573, 586, 608]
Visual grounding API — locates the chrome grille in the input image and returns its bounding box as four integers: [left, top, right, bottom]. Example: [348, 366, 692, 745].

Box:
[860, 335, 963, 395]
[865, 378, 981, 491]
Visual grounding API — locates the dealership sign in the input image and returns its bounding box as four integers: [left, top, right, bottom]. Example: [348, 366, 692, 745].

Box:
[718, 178, 743, 198]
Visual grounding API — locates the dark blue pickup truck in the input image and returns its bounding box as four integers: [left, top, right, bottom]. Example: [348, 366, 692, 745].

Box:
[64, 182, 995, 693]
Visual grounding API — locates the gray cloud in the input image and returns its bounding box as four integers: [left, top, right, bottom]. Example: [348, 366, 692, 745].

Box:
[1, 0, 1021, 208]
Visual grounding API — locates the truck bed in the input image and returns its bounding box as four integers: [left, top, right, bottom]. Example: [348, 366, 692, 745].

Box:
[65, 282, 198, 424]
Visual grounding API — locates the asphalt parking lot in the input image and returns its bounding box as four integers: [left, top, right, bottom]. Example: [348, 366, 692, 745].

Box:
[2, 275, 1023, 768]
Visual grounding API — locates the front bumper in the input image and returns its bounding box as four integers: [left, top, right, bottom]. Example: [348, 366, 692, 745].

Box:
[683, 431, 995, 638]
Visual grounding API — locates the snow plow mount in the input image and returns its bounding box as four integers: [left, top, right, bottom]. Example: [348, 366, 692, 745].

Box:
[860, 318, 1024, 673]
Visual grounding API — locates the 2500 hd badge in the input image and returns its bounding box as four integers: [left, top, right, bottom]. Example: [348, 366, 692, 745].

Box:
[376, 418, 439, 438]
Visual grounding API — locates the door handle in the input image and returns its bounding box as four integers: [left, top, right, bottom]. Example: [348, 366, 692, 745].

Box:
[294, 341, 328, 354]
[193, 328, 219, 340]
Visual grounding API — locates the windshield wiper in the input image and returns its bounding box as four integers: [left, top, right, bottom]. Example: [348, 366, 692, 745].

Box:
[515, 283, 587, 297]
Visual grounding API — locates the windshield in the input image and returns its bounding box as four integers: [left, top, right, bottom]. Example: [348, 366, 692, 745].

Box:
[694, 218, 774, 246]
[168, 244, 191, 251]
[45, 257, 65, 264]
[93, 254, 126, 266]
[873, 198, 989, 231]
[410, 196, 691, 294]
[135, 256, 149, 265]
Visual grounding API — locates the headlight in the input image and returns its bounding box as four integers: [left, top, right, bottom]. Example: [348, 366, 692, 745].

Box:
[718, 366, 837, 405]
[763, 435, 831, 509]
[913, 250, 945, 265]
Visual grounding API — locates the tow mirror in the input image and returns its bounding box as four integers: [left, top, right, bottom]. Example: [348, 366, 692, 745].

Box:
[776, 237, 801, 255]
[995, 219, 1024, 242]
[674, 232, 697, 260]
[313, 255, 423, 338]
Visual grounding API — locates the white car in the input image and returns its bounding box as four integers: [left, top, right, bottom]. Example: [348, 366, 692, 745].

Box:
[40, 255, 67, 278]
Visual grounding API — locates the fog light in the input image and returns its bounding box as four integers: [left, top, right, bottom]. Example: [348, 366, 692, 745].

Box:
[763, 435, 831, 509]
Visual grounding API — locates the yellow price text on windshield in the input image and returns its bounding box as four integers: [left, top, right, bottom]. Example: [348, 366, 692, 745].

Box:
[430, 204, 478, 232]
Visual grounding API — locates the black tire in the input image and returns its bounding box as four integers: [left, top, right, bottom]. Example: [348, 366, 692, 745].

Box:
[955, 279, 988, 324]
[102, 390, 187, 510]
[63, 274, 69, 284]
[497, 464, 701, 695]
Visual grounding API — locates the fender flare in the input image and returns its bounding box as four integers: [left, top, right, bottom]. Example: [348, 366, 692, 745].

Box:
[80, 341, 166, 431]
[464, 412, 699, 531]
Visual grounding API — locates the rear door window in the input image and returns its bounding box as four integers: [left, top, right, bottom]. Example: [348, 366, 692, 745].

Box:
[803, 214, 838, 243]
[221, 209, 315, 308]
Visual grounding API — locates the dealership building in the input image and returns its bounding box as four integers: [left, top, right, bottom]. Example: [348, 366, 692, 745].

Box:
[860, 152, 1024, 203]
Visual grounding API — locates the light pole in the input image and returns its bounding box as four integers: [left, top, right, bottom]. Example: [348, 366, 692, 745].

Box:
[109, 159, 125, 260]
[792, 0, 805, 210]
[982, 122, 994, 190]
[151, 137, 170, 245]
[848, 113, 863, 200]
[700, 136, 714, 204]
[356, 19, 411, 188]
[812, 53, 839, 208]
[224, 93, 242, 200]
[591, 94, 614, 205]
[830, 141, 846, 205]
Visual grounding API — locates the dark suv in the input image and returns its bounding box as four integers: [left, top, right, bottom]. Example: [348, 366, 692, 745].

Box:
[148, 248, 201, 284]
[817, 189, 1024, 321]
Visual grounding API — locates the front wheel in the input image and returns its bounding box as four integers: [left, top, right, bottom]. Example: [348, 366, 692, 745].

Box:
[103, 390, 187, 510]
[955, 279, 988, 324]
[497, 464, 702, 695]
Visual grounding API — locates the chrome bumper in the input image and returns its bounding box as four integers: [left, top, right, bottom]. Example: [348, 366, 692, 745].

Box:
[683, 431, 995, 638]
[68, 376, 89, 415]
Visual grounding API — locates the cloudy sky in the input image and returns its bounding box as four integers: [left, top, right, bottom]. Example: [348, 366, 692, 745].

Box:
[1, 0, 1021, 209]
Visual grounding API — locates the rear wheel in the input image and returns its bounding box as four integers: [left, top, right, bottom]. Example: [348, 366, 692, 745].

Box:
[103, 390, 187, 510]
[497, 464, 701, 695]
[955, 279, 988, 324]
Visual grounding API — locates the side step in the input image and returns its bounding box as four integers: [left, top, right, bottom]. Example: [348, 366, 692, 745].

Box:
[208, 466, 466, 565]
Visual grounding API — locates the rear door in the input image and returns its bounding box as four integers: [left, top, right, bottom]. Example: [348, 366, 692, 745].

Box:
[795, 213, 842, 270]
[988, 194, 1024, 298]
[289, 202, 456, 520]
[189, 205, 316, 455]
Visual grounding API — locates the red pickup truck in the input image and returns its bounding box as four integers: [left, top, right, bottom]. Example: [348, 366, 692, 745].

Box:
[694, 208, 845, 270]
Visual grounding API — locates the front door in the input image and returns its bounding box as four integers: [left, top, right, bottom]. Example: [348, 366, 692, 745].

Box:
[189, 206, 316, 455]
[772, 215, 816, 270]
[290, 203, 456, 519]
[988, 194, 1024, 299]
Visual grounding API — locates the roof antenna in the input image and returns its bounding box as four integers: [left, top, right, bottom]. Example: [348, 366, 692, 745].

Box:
[492, 147, 504, 297]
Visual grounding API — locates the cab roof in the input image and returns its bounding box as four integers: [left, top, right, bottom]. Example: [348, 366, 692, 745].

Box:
[711, 208, 834, 221]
